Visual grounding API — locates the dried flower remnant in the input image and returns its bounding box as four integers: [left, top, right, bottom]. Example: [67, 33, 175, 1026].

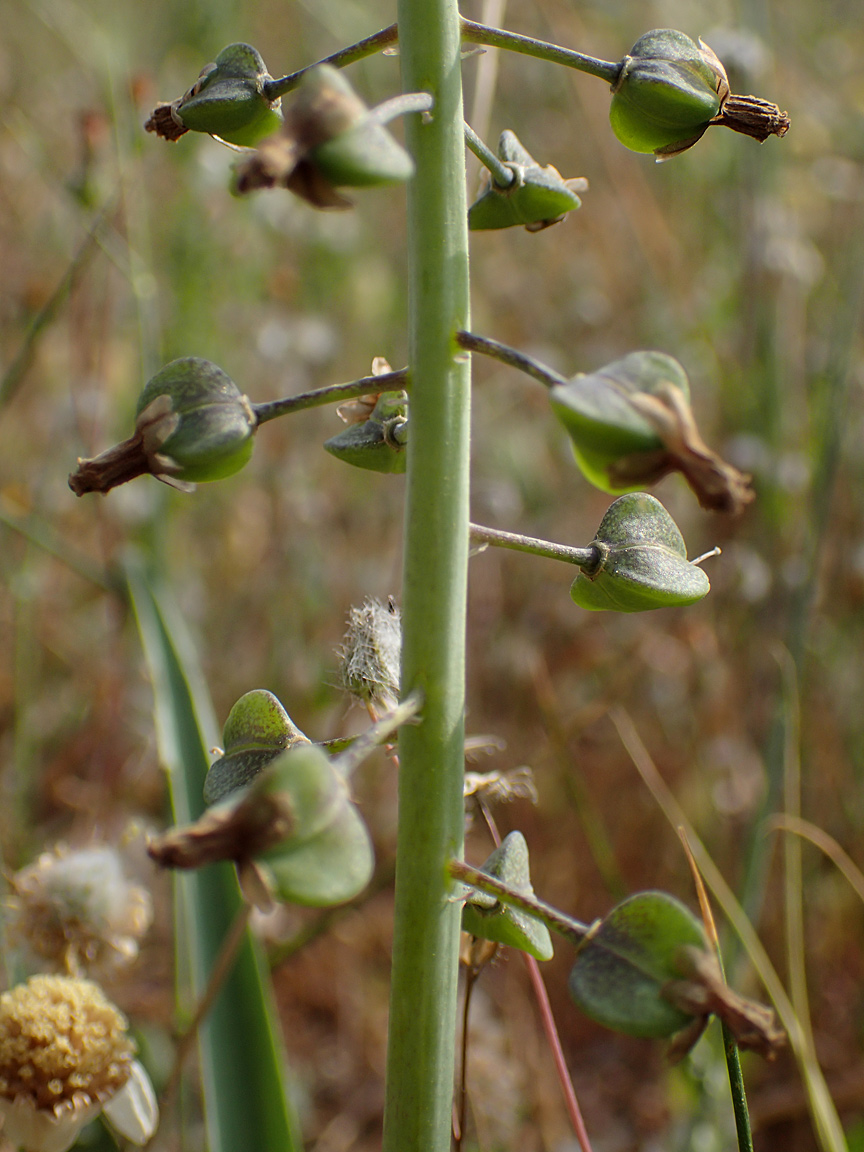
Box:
[150, 739, 376, 911]
[663, 945, 786, 1060]
[463, 766, 538, 807]
[0, 975, 157, 1152]
[7, 845, 153, 977]
[335, 357, 396, 424]
[338, 597, 402, 714]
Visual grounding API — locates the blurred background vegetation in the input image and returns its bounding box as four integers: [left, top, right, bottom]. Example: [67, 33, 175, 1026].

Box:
[1, 0, 863, 1148]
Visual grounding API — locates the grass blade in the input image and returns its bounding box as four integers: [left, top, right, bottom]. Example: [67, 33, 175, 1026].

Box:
[610, 706, 848, 1152]
[127, 562, 301, 1152]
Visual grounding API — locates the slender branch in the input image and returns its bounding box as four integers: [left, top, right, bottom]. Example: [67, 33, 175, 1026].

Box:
[334, 691, 423, 779]
[477, 802, 595, 1152]
[455, 958, 481, 1151]
[264, 24, 399, 99]
[253, 368, 408, 425]
[255, 331, 568, 429]
[456, 329, 569, 389]
[0, 509, 120, 595]
[612, 706, 847, 1152]
[461, 19, 621, 84]
[766, 814, 864, 906]
[448, 859, 591, 947]
[369, 91, 434, 125]
[470, 522, 597, 569]
[463, 123, 514, 187]
[523, 951, 595, 1151]
[268, 863, 396, 968]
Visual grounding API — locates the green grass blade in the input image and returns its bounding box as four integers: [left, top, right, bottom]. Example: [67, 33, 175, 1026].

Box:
[611, 706, 848, 1152]
[127, 563, 301, 1152]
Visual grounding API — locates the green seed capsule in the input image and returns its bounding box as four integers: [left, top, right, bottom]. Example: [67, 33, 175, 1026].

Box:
[610, 29, 727, 157]
[292, 65, 415, 188]
[468, 130, 586, 232]
[461, 832, 554, 961]
[204, 690, 311, 806]
[135, 357, 256, 485]
[550, 351, 689, 493]
[323, 391, 408, 473]
[175, 43, 282, 147]
[570, 492, 710, 612]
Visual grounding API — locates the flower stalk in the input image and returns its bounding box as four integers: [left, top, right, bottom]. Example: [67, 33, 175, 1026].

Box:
[380, 0, 471, 1147]
[470, 522, 597, 568]
[460, 19, 621, 83]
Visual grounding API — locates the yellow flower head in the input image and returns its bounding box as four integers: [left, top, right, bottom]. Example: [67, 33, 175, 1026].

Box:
[0, 975, 156, 1152]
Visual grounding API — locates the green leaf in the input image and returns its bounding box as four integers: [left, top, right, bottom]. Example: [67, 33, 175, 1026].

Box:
[461, 832, 554, 961]
[570, 492, 710, 612]
[127, 564, 302, 1152]
[568, 890, 707, 1038]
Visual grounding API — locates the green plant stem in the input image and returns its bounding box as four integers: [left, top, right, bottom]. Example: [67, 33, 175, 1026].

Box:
[253, 368, 408, 425]
[380, 0, 471, 1147]
[264, 24, 399, 99]
[681, 827, 754, 1152]
[722, 1019, 755, 1152]
[456, 329, 570, 388]
[470, 521, 596, 568]
[463, 123, 514, 187]
[449, 859, 591, 947]
[460, 19, 621, 83]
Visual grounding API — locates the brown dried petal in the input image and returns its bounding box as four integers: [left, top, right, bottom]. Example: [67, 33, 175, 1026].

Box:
[697, 39, 731, 101]
[622, 384, 754, 514]
[712, 94, 790, 142]
[663, 946, 786, 1059]
[285, 160, 353, 209]
[147, 792, 293, 871]
[68, 395, 187, 496]
[233, 135, 300, 193]
[144, 102, 189, 142]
